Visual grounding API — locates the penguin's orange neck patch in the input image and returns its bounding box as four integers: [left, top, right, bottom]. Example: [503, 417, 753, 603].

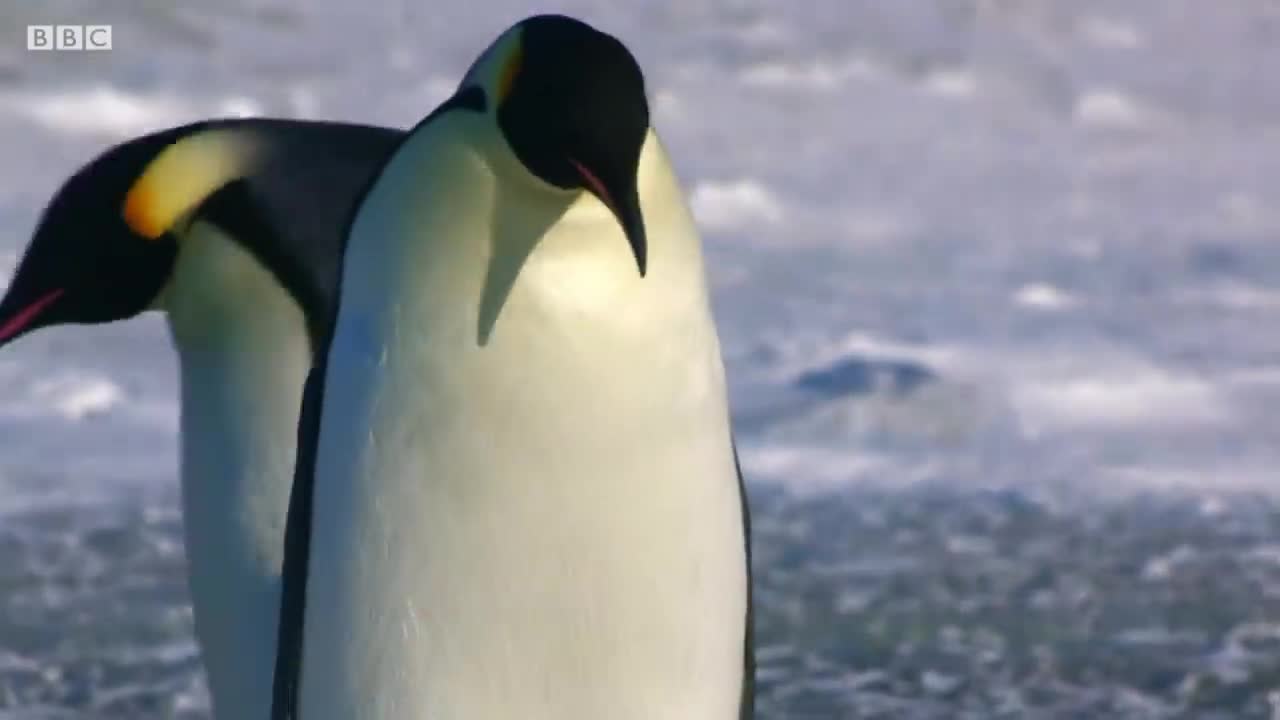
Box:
[497, 46, 523, 104]
[122, 174, 167, 239]
[121, 129, 261, 241]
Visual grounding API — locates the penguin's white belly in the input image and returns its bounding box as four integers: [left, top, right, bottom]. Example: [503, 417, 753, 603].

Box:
[304, 297, 747, 720]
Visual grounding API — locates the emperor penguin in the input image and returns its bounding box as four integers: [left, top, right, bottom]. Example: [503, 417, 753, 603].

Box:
[272, 14, 754, 720]
[0, 118, 403, 720]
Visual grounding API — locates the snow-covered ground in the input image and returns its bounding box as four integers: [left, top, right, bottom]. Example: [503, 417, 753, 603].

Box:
[0, 1, 1278, 717]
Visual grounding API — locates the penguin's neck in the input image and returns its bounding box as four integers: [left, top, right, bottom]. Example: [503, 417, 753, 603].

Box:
[159, 222, 312, 719]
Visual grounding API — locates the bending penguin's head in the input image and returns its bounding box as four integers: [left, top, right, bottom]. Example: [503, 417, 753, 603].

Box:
[0, 125, 260, 347]
[458, 14, 652, 276]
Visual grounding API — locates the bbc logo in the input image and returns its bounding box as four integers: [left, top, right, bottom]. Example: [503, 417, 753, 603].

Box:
[27, 25, 113, 51]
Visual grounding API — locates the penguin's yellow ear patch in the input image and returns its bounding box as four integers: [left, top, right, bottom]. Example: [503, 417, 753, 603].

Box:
[123, 129, 262, 240]
[497, 45, 523, 103]
[460, 26, 526, 105]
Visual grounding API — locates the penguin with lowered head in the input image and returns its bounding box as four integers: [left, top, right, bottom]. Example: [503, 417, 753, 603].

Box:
[271, 14, 754, 720]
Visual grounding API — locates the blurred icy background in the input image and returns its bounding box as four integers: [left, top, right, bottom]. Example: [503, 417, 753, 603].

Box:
[1, 1, 1279, 717]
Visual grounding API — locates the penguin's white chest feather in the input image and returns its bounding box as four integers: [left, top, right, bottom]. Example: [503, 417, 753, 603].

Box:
[163, 222, 312, 720]
[302, 127, 747, 720]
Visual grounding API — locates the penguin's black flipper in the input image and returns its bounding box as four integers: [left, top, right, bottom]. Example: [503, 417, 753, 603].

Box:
[734, 438, 756, 720]
[270, 363, 327, 720]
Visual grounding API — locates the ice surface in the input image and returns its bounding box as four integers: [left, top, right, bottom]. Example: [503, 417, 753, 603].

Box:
[1, 0, 1279, 717]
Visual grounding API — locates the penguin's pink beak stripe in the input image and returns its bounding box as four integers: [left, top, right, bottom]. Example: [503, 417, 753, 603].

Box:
[0, 288, 64, 344]
[569, 158, 618, 215]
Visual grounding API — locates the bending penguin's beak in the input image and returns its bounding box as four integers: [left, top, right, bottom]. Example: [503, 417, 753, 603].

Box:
[0, 286, 65, 348]
[569, 159, 647, 277]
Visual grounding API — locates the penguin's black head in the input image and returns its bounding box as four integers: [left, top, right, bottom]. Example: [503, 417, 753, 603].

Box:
[0, 130, 187, 347]
[468, 14, 651, 276]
